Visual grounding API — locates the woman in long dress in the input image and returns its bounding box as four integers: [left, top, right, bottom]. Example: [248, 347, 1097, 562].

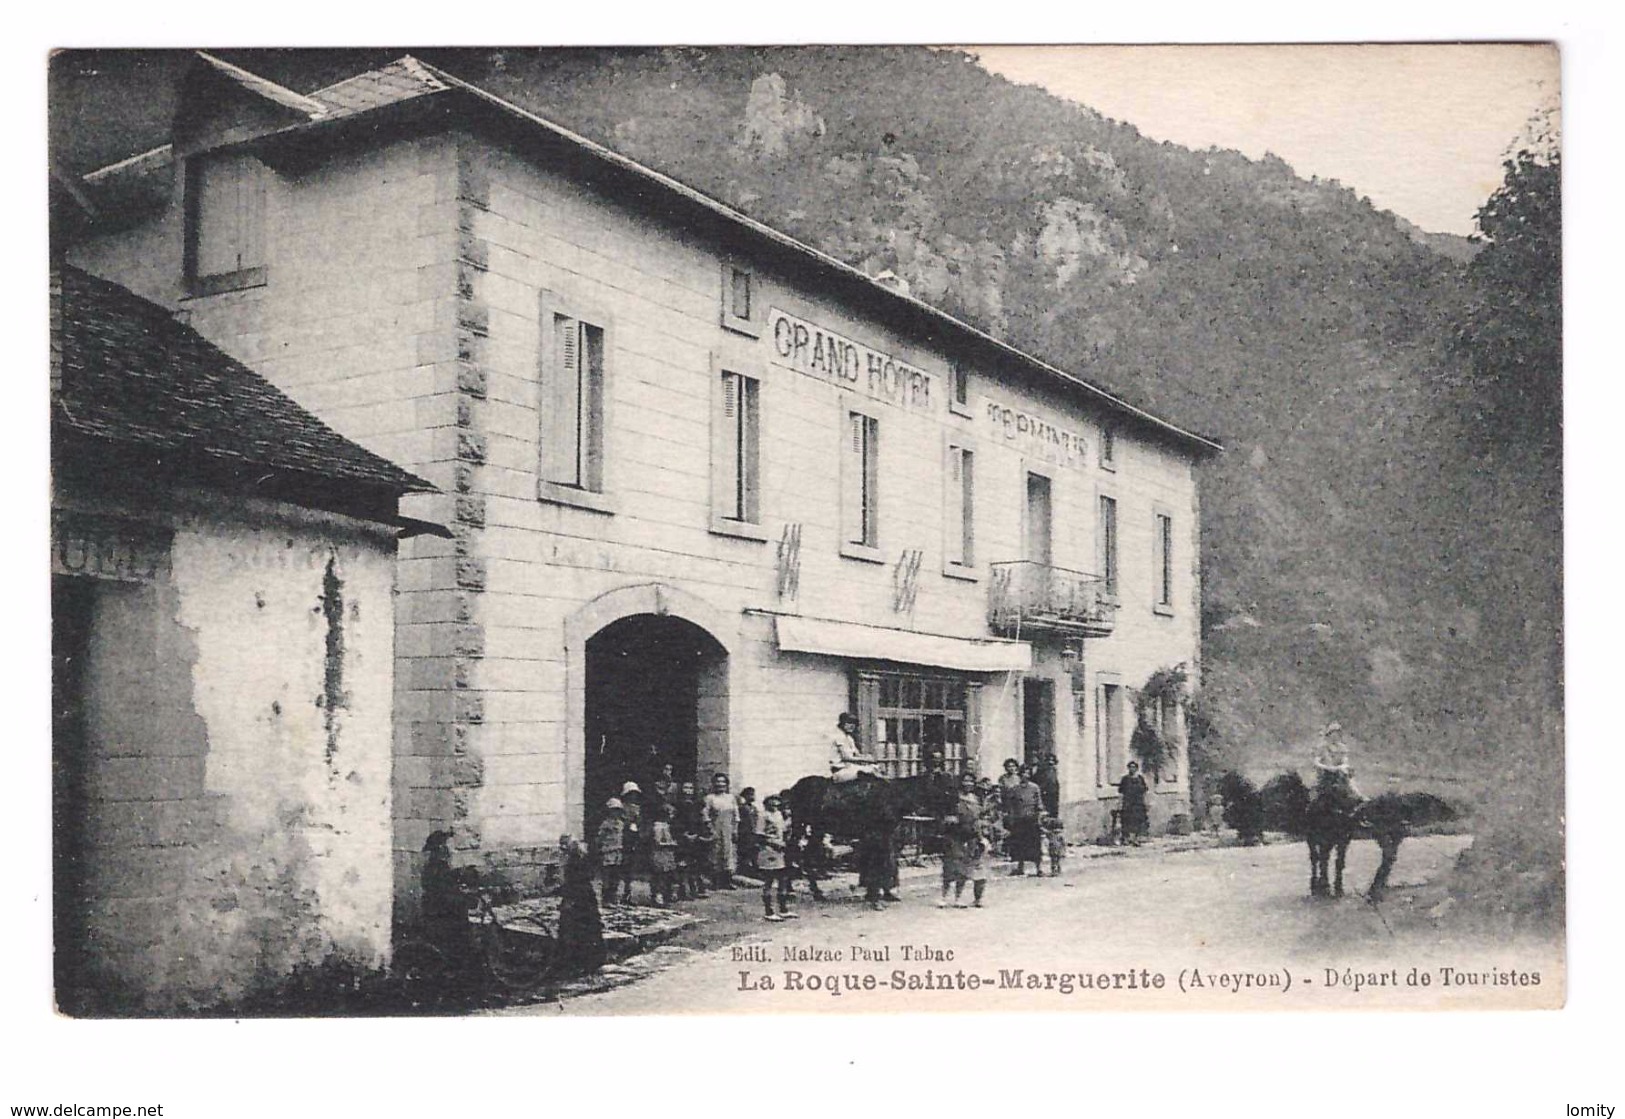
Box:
[703, 773, 739, 890]
[1118, 761, 1150, 845]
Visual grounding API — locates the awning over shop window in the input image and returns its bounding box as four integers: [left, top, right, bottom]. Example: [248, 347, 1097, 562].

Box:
[774, 616, 1032, 673]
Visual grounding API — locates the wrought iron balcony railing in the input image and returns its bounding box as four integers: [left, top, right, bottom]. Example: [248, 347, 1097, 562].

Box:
[987, 560, 1117, 638]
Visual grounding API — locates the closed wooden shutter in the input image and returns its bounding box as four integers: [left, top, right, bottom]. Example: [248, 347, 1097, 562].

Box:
[843, 411, 866, 545]
[193, 154, 265, 277]
[861, 415, 878, 546]
[549, 313, 582, 486]
[581, 323, 605, 490]
[719, 372, 741, 519]
[740, 376, 760, 522]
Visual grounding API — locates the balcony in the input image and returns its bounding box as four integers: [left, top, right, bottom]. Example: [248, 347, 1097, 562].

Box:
[987, 561, 1117, 638]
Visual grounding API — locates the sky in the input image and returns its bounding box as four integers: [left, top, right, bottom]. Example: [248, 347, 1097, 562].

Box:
[968, 44, 1558, 236]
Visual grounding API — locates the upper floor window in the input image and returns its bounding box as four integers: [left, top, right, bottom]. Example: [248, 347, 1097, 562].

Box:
[184, 152, 267, 294]
[538, 292, 613, 513]
[949, 365, 973, 418]
[1099, 493, 1119, 598]
[720, 262, 760, 337]
[1099, 426, 1117, 471]
[842, 410, 881, 555]
[1154, 512, 1174, 612]
[716, 369, 761, 525]
[945, 444, 975, 569]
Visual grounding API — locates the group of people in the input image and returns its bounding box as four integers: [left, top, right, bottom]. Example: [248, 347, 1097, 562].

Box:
[593, 768, 806, 921]
[597, 771, 761, 907]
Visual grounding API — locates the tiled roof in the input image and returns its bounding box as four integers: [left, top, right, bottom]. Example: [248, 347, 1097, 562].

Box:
[53, 265, 433, 497]
[308, 56, 448, 119]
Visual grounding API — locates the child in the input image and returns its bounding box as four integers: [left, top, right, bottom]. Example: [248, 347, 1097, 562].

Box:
[675, 780, 711, 900]
[756, 795, 797, 921]
[593, 799, 626, 907]
[1044, 815, 1066, 876]
[736, 787, 760, 878]
[649, 804, 679, 906]
[940, 773, 989, 908]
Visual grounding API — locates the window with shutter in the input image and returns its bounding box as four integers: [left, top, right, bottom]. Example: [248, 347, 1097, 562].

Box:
[715, 369, 761, 524]
[1099, 494, 1119, 597]
[538, 292, 613, 511]
[720, 262, 760, 337]
[945, 444, 975, 569]
[550, 313, 583, 487]
[184, 152, 267, 293]
[841, 410, 880, 552]
[1154, 512, 1174, 609]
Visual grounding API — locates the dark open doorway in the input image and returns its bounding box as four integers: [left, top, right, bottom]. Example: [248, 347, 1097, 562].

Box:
[583, 614, 727, 829]
[52, 575, 95, 1002]
[1022, 677, 1054, 768]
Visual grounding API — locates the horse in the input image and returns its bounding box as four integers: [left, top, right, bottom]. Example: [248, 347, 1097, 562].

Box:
[1303, 785, 1457, 901]
[784, 771, 956, 902]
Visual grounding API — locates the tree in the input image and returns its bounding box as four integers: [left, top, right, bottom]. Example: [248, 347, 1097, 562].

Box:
[1454, 107, 1561, 449]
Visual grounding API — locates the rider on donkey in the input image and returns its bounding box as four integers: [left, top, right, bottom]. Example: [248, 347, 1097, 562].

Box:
[1314, 723, 1365, 812]
[829, 712, 886, 783]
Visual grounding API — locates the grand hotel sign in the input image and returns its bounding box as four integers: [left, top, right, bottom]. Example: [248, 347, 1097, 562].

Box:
[767, 308, 935, 414]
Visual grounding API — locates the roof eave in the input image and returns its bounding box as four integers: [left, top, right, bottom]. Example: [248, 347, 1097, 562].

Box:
[82, 61, 1225, 458]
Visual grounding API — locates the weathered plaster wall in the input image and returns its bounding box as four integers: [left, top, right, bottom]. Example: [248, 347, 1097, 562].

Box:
[170, 513, 397, 960]
[57, 494, 397, 1013]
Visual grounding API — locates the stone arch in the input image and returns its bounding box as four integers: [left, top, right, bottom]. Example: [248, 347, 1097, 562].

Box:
[564, 583, 736, 834]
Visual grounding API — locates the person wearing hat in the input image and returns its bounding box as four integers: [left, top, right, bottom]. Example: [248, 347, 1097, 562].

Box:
[594, 798, 627, 907]
[830, 712, 882, 783]
[1314, 723, 1365, 810]
[420, 829, 478, 955]
[618, 781, 647, 905]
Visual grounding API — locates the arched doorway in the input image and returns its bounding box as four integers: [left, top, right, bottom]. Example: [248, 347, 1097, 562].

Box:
[584, 615, 728, 819]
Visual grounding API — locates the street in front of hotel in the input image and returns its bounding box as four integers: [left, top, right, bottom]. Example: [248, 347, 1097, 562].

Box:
[494, 833, 1556, 1014]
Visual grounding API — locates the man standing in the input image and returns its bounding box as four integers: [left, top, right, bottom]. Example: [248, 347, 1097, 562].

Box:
[1036, 753, 1061, 818]
[1006, 764, 1046, 876]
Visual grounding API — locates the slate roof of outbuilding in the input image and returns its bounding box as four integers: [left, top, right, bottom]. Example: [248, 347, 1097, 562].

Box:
[53, 265, 434, 495]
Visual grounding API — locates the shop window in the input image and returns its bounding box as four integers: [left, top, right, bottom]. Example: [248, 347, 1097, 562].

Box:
[872, 671, 970, 778]
[184, 152, 267, 294]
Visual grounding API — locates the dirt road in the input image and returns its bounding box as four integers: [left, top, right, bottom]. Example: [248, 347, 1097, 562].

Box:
[510, 834, 1562, 1014]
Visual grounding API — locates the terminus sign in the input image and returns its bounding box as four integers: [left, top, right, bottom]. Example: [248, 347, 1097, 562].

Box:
[984, 399, 1090, 471]
[768, 307, 935, 413]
